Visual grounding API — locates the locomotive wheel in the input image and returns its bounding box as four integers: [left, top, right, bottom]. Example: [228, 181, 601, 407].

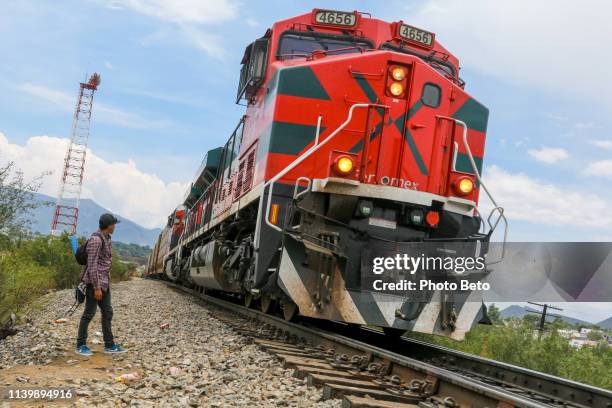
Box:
[281, 299, 298, 322]
[244, 293, 254, 308]
[260, 294, 273, 314]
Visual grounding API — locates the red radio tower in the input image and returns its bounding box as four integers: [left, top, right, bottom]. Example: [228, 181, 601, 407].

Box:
[51, 73, 101, 236]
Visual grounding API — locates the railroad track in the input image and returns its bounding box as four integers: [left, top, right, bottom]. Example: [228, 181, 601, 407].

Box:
[160, 281, 612, 408]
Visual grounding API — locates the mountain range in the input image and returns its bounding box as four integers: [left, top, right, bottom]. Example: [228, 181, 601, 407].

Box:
[500, 305, 612, 329]
[28, 192, 161, 246]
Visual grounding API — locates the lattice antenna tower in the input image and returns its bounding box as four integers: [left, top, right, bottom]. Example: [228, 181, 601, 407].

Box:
[50, 73, 101, 236]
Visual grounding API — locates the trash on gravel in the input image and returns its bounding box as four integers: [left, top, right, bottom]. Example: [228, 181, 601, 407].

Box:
[115, 372, 140, 384]
[159, 323, 170, 330]
[16, 375, 30, 383]
[169, 366, 181, 377]
[94, 331, 103, 336]
[54, 318, 67, 324]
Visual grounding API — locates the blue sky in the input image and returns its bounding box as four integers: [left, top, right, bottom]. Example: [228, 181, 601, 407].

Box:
[2, 0, 612, 237]
[1, 0, 611, 321]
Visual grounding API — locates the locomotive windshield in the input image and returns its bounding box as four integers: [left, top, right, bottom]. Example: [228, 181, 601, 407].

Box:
[380, 42, 463, 86]
[277, 32, 373, 60]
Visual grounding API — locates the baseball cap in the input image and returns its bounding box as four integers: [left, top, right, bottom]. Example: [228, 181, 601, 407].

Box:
[99, 213, 120, 229]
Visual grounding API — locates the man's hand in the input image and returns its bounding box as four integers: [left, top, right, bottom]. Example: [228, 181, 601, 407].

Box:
[94, 288, 103, 301]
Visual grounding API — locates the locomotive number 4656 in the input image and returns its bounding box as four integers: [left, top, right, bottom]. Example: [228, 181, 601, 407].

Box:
[398, 23, 434, 47]
[314, 10, 356, 27]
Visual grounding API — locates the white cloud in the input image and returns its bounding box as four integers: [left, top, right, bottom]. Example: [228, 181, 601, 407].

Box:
[574, 122, 600, 130]
[138, 25, 228, 59]
[0, 133, 188, 228]
[481, 165, 612, 229]
[178, 25, 228, 59]
[16, 82, 174, 130]
[123, 88, 204, 108]
[546, 113, 568, 123]
[104, 61, 113, 70]
[527, 146, 568, 164]
[584, 160, 612, 179]
[17, 82, 72, 105]
[590, 140, 612, 150]
[104, 0, 237, 59]
[105, 0, 238, 24]
[407, 1, 612, 110]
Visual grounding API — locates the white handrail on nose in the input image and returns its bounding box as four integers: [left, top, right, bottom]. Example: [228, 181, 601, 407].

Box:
[254, 103, 384, 249]
[454, 119, 508, 261]
[454, 119, 497, 208]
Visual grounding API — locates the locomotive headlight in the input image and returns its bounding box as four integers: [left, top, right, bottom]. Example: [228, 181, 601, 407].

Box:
[454, 177, 474, 195]
[410, 209, 424, 225]
[335, 156, 354, 175]
[357, 200, 373, 217]
[391, 67, 406, 81]
[389, 82, 404, 96]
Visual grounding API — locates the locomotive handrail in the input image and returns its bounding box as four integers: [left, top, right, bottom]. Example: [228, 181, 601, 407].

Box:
[348, 66, 385, 78]
[314, 115, 322, 145]
[293, 176, 312, 200]
[454, 118, 508, 263]
[254, 103, 389, 247]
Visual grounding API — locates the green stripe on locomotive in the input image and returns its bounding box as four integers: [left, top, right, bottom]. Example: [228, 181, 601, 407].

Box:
[452, 98, 489, 133]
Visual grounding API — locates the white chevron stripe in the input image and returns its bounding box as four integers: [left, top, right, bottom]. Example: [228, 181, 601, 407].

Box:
[370, 292, 403, 326]
[278, 248, 313, 315]
[412, 290, 441, 334]
[331, 272, 367, 325]
[450, 290, 483, 341]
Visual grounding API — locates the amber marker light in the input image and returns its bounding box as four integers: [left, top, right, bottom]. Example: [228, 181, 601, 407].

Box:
[335, 156, 354, 175]
[389, 82, 404, 96]
[391, 66, 406, 81]
[454, 177, 474, 196]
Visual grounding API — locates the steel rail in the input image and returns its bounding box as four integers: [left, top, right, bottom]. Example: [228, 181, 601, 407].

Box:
[356, 326, 612, 408]
[159, 280, 611, 408]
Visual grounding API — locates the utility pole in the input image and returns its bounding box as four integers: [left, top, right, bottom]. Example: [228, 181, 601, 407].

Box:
[50, 73, 101, 236]
[528, 302, 563, 332]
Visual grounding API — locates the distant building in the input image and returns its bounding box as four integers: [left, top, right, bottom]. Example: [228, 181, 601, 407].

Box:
[570, 338, 599, 349]
[557, 329, 575, 339]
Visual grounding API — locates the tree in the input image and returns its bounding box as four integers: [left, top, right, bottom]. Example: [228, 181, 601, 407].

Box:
[0, 161, 49, 240]
[587, 330, 602, 341]
[523, 313, 539, 327]
[487, 303, 502, 324]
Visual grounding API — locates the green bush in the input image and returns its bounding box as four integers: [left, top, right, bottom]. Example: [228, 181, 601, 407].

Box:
[406, 318, 612, 390]
[0, 253, 54, 323]
[0, 233, 136, 324]
[16, 234, 83, 289]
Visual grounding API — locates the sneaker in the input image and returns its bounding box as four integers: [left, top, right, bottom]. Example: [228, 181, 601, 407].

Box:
[104, 344, 127, 354]
[75, 345, 93, 356]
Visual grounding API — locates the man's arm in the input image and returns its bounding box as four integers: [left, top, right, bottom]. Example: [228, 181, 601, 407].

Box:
[87, 236, 102, 289]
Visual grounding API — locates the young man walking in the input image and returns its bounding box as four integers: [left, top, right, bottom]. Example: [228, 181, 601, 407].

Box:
[76, 213, 127, 356]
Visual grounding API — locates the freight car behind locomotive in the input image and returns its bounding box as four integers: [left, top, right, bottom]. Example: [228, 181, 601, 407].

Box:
[146, 9, 505, 340]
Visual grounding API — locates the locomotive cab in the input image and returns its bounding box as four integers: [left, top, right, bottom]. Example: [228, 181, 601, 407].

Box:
[237, 36, 269, 103]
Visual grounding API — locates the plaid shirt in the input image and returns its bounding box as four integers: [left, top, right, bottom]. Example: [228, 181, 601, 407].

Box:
[83, 231, 112, 290]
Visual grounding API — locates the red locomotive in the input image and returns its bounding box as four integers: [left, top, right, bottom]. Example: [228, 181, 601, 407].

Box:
[146, 9, 505, 340]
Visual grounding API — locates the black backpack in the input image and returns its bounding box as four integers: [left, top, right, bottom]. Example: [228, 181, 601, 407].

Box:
[75, 240, 89, 265]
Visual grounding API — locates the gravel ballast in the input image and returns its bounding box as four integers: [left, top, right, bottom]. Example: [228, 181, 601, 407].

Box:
[0, 279, 342, 407]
